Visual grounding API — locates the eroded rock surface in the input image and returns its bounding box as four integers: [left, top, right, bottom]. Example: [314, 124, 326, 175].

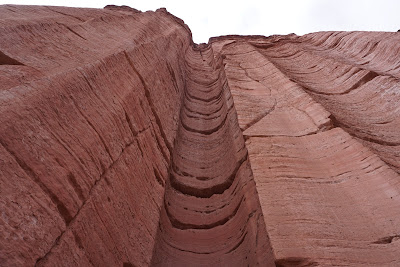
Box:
[0, 5, 190, 266]
[212, 33, 400, 266]
[1, 4, 400, 267]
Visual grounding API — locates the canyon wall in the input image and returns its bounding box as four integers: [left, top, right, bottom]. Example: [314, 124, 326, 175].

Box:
[0, 5, 191, 266]
[211, 33, 400, 266]
[1, 5, 400, 266]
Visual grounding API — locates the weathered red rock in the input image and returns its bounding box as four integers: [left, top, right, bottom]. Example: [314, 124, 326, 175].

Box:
[211, 33, 400, 266]
[1, 4, 400, 267]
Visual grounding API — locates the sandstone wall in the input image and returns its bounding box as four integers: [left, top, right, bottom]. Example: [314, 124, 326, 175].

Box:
[1, 5, 400, 267]
[212, 33, 400, 266]
[0, 5, 275, 266]
[0, 5, 190, 266]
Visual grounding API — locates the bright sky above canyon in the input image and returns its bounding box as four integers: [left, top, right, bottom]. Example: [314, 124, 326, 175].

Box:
[1, 0, 399, 43]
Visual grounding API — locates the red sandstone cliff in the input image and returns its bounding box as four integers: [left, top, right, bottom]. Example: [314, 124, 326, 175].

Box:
[1, 5, 400, 267]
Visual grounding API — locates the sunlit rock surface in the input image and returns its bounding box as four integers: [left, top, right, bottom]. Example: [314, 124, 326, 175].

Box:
[1, 5, 400, 266]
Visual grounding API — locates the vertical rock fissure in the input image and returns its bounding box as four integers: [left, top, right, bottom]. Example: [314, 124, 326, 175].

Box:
[150, 44, 275, 266]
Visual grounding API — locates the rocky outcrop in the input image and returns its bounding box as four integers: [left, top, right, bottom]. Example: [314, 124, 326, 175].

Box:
[1, 5, 400, 267]
[212, 33, 400, 266]
[0, 5, 190, 266]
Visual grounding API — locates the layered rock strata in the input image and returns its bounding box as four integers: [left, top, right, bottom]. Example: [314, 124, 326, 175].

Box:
[0, 5, 274, 266]
[1, 4, 400, 267]
[211, 34, 400, 266]
[150, 45, 274, 266]
[0, 5, 189, 266]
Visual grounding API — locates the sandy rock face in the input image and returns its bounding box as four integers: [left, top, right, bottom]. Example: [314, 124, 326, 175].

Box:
[212, 34, 400, 266]
[0, 5, 189, 266]
[1, 5, 400, 267]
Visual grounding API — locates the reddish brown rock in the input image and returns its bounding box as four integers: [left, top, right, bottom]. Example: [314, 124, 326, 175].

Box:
[1, 4, 400, 267]
[150, 45, 274, 266]
[212, 33, 400, 266]
[0, 5, 189, 266]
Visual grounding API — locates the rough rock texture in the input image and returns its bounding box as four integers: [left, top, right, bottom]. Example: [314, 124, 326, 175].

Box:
[0, 5, 189, 266]
[211, 34, 400, 266]
[149, 44, 275, 266]
[1, 5, 400, 267]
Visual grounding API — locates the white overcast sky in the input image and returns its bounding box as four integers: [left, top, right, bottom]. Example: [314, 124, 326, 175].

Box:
[1, 0, 400, 43]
